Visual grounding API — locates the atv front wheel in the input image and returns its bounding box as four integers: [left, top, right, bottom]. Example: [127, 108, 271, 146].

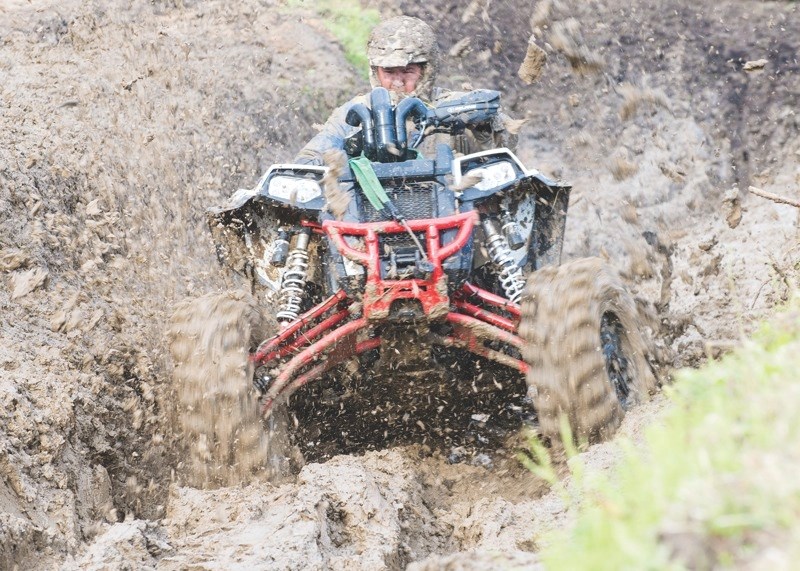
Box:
[168, 290, 295, 487]
[519, 258, 656, 445]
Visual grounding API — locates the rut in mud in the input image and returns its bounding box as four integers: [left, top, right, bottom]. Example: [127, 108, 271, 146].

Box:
[1, 0, 798, 569]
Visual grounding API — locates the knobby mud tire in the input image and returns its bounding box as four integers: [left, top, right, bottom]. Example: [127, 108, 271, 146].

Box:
[168, 290, 289, 488]
[519, 257, 657, 446]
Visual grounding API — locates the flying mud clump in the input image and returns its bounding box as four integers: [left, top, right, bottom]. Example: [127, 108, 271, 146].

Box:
[518, 37, 547, 85]
[322, 149, 352, 220]
[548, 18, 604, 74]
[618, 83, 672, 122]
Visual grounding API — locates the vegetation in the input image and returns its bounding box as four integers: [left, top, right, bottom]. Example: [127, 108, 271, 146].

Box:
[531, 297, 800, 570]
[284, 0, 380, 76]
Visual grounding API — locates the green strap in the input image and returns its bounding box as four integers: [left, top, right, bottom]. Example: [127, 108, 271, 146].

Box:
[348, 156, 429, 259]
[349, 156, 392, 213]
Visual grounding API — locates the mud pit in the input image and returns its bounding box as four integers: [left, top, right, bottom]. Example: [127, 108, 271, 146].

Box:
[1, 0, 798, 569]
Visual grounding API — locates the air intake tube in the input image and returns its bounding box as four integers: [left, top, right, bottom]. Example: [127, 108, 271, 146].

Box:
[395, 97, 429, 151]
[346, 103, 376, 160]
[370, 88, 401, 163]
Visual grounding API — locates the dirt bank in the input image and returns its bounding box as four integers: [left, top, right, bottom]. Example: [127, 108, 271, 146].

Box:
[1, 0, 797, 569]
[1, 1, 358, 567]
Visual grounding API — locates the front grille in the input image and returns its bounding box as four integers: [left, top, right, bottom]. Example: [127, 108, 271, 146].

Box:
[359, 180, 437, 255]
[360, 180, 437, 222]
[380, 230, 426, 256]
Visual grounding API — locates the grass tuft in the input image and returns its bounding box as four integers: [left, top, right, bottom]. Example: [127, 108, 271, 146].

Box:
[284, 0, 380, 77]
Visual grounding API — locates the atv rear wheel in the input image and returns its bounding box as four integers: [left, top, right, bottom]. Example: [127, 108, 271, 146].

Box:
[519, 257, 657, 445]
[168, 290, 296, 487]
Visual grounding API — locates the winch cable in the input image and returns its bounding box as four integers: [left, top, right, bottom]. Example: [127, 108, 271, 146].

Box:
[348, 156, 428, 261]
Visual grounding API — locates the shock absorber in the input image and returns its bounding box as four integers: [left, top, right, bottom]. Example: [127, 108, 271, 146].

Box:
[276, 227, 311, 325]
[482, 217, 527, 304]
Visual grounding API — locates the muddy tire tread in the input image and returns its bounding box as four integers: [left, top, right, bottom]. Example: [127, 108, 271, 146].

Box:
[519, 257, 657, 444]
[167, 290, 270, 487]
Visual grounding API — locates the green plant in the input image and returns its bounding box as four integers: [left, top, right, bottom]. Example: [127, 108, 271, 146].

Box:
[527, 296, 800, 570]
[284, 0, 379, 77]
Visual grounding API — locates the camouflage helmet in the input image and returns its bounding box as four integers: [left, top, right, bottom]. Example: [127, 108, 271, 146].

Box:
[367, 16, 439, 99]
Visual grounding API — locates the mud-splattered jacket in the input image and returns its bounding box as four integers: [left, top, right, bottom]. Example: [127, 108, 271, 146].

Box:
[294, 89, 518, 166]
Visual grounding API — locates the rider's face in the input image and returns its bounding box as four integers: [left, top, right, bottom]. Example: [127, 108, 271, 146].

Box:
[376, 64, 423, 94]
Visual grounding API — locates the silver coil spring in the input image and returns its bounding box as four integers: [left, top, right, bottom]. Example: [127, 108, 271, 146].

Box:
[276, 233, 311, 324]
[483, 221, 527, 304]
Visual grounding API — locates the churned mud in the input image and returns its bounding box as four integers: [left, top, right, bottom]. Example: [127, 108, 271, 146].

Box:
[1, 0, 797, 569]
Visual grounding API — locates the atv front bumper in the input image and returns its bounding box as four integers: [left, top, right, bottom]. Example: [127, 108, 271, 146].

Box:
[251, 212, 528, 415]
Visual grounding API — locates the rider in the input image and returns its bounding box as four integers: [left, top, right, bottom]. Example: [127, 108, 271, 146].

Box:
[294, 15, 516, 165]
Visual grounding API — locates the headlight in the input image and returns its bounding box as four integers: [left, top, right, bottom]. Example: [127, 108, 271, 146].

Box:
[268, 175, 323, 203]
[465, 161, 517, 191]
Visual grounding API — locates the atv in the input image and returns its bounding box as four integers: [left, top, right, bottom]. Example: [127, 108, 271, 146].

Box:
[169, 87, 657, 485]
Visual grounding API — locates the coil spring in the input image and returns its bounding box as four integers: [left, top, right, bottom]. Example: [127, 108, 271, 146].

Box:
[485, 233, 527, 304]
[275, 247, 310, 324]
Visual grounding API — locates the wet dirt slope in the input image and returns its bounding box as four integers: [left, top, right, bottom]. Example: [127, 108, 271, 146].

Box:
[0, 1, 359, 568]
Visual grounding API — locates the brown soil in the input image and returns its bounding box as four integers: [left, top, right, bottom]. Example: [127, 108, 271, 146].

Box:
[1, 0, 797, 569]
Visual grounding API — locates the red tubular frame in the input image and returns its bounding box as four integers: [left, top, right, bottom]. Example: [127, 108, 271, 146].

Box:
[445, 312, 524, 350]
[252, 289, 348, 363]
[256, 309, 350, 364]
[430, 334, 529, 375]
[325, 212, 477, 320]
[263, 317, 369, 405]
[255, 212, 532, 416]
[275, 337, 383, 410]
[452, 300, 517, 333]
[456, 281, 522, 319]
